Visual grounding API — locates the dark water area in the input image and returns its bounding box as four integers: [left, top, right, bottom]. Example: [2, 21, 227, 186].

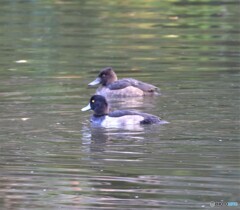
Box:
[0, 0, 239, 209]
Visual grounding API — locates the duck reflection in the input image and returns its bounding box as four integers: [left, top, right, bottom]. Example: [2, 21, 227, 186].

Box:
[81, 124, 144, 153]
[107, 95, 159, 110]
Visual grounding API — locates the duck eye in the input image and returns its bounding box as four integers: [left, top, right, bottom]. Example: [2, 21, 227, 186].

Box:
[91, 99, 95, 103]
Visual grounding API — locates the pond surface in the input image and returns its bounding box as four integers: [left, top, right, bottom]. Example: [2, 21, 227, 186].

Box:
[0, 0, 239, 209]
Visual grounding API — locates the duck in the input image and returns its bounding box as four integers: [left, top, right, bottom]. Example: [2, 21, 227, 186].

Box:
[81, 95, 168, 128]
[88, 67, 160, 97]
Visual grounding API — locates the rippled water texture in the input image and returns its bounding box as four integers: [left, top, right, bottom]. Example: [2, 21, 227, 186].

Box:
[0, 0, 239, 209]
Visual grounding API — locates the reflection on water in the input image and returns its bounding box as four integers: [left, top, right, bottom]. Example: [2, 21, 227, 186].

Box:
[0, 0, 239, 209]
[107, 95, 160, 110]
[81, 125, 145, 154]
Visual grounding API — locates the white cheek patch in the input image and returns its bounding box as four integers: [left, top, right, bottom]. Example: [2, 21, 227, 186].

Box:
[101, 115, 144, 128]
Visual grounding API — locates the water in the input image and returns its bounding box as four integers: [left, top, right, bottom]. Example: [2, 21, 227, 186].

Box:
[0, 0, 239, 209]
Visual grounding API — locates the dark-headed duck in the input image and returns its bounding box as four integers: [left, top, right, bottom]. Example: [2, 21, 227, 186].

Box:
[88, 67, 160, 97]
[81, 95, 168, 128]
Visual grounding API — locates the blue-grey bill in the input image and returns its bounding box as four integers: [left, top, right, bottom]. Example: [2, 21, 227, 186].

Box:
[88, 77, 101, 86]
[159, 120, 169, 124]
[81, 103, 91, 111]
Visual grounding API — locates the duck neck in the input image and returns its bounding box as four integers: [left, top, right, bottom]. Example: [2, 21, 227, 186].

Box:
[93, 107, 109, 117]
[105, 73, 117, 86]
[93, 113, 108, 118]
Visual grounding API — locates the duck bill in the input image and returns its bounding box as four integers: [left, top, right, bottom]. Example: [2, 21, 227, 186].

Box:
[160, 120, 170, 125]
[88, 77, 101, 86]
[81, 103, 91, 111]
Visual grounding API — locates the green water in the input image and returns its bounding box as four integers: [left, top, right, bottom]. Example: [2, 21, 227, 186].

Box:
[0, 0, 239, 209]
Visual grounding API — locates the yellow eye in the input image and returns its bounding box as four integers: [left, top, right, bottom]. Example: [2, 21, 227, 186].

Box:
[91, 99, 95, 103]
